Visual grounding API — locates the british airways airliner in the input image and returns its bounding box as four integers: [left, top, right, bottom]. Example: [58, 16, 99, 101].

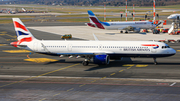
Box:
[86, 10, 157, 33]
[11, 18, 176, 66]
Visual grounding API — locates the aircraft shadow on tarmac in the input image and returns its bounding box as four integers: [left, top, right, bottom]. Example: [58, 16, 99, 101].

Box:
[132, 61, 180, 65]
[85, 62, 180, 71]
[44, 59, 82, 64]
[45, 57, 132, 65]
[44, 57, 180, 71]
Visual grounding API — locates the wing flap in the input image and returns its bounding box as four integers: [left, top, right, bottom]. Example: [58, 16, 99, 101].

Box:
[56, 51, 114, 55]
[122, 26, 135, 31]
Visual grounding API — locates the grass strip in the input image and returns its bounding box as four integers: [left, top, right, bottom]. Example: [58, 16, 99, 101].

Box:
[0, 19, 32, 24]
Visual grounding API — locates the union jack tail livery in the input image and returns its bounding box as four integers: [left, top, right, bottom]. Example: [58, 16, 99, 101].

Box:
[11, 18, 37, 47]
[13, 18, 35, 40]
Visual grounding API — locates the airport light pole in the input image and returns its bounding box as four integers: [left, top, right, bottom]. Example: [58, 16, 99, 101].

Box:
[121, 14, 123, 21]
[153, 0, 156, 24]
[104, 4, 106, 22]
[133, 4, 135, 21]
[145, 15, 147, 21]
[126, 0, 128, 21]
[156, 14, 159, 20]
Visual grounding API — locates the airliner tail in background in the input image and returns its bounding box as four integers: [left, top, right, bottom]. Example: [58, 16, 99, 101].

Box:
[86, 10, 108, 29]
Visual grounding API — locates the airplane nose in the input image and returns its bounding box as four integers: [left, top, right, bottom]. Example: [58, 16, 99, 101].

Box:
[172, 49, 176, 54]
[167, 16, 172, 19]
[168, 48, 176, 55]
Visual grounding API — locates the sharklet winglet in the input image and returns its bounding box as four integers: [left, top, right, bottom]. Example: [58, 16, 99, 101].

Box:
[41, 43, 51, 53]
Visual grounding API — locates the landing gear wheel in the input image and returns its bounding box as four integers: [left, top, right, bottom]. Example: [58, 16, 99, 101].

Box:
[125, 31, 128, 34]
[120, 31, 123, 33]
[82, 61, 89, 66]
[153, 57, 158, 65]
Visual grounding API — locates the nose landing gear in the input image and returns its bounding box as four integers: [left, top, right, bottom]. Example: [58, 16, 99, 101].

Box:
[125, 30, 128, 33]
[153, 57, 158, 65]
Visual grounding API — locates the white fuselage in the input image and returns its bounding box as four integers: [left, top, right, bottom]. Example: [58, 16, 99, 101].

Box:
[168, 14, 180, 20]
[103, 21, 156, 30]
[21, 40, 176, 58]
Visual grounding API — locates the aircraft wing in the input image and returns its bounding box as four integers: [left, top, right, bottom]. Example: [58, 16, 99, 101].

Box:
[119, 26, 141, 33]
[122, 26, 135, 31]
[41, 51, 114, 58]
[56, 51, 114, 55]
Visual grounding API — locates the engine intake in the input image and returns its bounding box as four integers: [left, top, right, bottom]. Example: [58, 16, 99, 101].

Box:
[134, 28, 141, 33]
[93, 55, 110, 65]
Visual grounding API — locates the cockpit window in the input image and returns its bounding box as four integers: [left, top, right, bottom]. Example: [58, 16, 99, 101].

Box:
[162, 46, 170, 49]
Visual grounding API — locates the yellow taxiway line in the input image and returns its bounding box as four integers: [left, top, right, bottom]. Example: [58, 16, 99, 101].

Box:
[136, 65, 148, 67]
[0, 44, 7, 46]
[24, 58, 58, 63]
[2, 50, 31, 53]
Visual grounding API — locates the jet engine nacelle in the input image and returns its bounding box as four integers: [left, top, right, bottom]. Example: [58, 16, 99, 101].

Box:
[177, 16, 180, 20]
[93, 55, 110, 65]
[134, 28, 141, 33]
[124, 26, 134, 31]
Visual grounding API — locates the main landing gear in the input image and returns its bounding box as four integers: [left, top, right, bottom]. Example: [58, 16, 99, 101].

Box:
[120, 30, 128, 33]
[82, 58, 89, 66]
[153, 57, 158, 65]
[125, 31, 128, 34]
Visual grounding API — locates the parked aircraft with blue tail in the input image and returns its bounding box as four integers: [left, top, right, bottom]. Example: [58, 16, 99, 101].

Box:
[86, 10, 157, 33]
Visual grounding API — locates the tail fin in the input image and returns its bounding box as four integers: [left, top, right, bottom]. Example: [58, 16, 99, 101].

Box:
[87, 11, 110, 29]
[11, 18, 36, 47]
[12, 18, 36, 41]
[88, 10, 101, 24]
